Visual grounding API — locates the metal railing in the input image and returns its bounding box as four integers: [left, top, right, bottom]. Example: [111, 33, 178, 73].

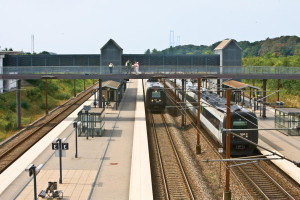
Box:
[2, 65, 300, 75]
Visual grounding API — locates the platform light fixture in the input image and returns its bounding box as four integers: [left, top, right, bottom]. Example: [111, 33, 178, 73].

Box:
[25, 163, 43, 200]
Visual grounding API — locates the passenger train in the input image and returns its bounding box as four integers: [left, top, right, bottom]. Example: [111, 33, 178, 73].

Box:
[166, 79, 258, 155]
[145, 78, 167, 112]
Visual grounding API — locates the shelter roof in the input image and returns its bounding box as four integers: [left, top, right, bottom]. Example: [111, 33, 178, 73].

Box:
[101, 39, 123, 50]
[214, 39, 242, 50]
[222, 80, 260, 90]
[275, 107, 300, 115]
[102, 80, 121, 90]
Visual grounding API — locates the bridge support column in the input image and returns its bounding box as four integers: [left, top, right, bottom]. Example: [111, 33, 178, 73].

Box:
[262, 79, 267, 118]
[45, 79, 48, 115]
[196, 78, 201, 154]
[74, 79, 76, 97]
[181, 79, 185, 127]
[17, 80, 21, 129]
[99, 79, 102, 108]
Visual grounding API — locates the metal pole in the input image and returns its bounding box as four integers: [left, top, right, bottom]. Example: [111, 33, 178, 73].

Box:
[174, 79, 177, 99]
[84, 79, 86, 90]
[33, 168, 37, 200]
[224, 89, 231, 199]
[86, 111, 89, 139]
[58, 139, 62, 184]
[99, 79, 102, 108]
[75, 124, 78, 158]
[262, 79, 267, 118]
[45, 79, 48, 115]
[74, 79, 76, 97]
[277, 79, 280, 101]
[181, 79, 185, 127]
[196, 78, 201, 154]
[17, 80, 21, 129]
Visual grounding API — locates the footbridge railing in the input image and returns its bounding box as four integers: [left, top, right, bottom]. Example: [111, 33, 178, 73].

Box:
[2, 65, 300, 75]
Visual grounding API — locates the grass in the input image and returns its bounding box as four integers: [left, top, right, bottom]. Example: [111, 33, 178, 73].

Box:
[0, 79, 95, 142]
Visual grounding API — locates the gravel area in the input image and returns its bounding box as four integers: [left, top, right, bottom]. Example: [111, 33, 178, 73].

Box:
[167, 108, 252, 200]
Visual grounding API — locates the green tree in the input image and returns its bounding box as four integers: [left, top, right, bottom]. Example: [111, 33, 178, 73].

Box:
[151, 48, 159, 54]
[144, 49, 151, 54]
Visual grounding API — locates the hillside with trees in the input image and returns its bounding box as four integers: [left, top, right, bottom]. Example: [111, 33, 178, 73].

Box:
[145, 35, 300, 58]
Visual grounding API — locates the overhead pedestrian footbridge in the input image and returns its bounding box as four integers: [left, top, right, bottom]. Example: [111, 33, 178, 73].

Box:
[1, 65, 300, 80]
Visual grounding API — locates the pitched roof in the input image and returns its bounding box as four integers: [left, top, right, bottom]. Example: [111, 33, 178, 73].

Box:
[100, 39, 123, 50]
[102, 80, 121, 90]
[214, 39, 242, 50]
[222, 80, 260, 90]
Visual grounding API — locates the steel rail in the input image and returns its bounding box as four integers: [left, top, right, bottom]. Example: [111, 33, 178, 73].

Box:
[160, 113, 195, 200]
[150, 113, 170, 200]
[0, 83, 97, 173]
[234, 161, 295, 200]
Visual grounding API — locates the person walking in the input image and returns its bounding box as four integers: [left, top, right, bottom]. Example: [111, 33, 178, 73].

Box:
[109, 63, 114, 74]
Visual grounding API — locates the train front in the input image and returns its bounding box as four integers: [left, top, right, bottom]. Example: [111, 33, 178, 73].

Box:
[146, 86, 166, 112]
[223, 111, 258, 155]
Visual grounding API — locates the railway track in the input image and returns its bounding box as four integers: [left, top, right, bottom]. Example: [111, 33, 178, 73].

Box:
[0, 83, 97, 174]
[163, 79, 297, 199]
[151, 112, 194, 200]
[232, 161, 295, 200]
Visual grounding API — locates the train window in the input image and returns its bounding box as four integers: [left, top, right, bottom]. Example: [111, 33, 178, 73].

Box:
[152, 91, 161, 98]
[233, 120, 247, 129]
[202, 107, 220, 129]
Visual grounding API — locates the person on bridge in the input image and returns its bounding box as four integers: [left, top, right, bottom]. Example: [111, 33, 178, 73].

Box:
[125, 60, 132, 74]
[134, 61, 140, 74]
[109, 63, 114, 74]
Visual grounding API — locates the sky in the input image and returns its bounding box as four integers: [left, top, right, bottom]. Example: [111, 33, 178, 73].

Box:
[0, 0, 299, 54]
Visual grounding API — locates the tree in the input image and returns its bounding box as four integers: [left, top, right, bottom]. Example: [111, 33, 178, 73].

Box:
[39, 51, 50, 55]
[144, 49, 150, 54]
[151, 48, 158, 54]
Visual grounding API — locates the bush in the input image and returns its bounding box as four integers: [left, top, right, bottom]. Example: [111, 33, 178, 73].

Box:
[21, 100, 29, 109]
[26, 88, 41, 99]
[0, 96, 7, 102]
[57, 93, 71, 100]
[8, 102, 16, 112]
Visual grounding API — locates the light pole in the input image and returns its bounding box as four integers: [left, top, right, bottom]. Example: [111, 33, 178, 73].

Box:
[73, 121, 81, 158]
[25, 164, 43, 200]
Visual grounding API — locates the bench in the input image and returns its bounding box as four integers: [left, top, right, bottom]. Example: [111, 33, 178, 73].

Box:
[38, 182, 63, 199]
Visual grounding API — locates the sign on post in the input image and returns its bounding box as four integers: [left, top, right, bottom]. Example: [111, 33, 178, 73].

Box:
[52, 143, 59, 150]
[62, 143, 69, 150]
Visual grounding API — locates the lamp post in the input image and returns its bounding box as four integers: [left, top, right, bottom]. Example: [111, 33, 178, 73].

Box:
[73, 121, 81, 158]
[25, 164, 43, 200]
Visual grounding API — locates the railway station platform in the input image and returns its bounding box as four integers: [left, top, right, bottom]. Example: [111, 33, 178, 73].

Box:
[253, 105, 300, 184]
[0, 79, 152, 200]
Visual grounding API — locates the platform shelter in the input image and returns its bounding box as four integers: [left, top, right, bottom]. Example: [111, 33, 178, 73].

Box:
[77, 107, 105, 137]
[275, 107, 300, 136]
[222, 80, 260, 106]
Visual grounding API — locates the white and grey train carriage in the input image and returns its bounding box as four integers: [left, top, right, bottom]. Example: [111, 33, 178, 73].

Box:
[194, 91, 258, 155]
[166, 79, 258, 155]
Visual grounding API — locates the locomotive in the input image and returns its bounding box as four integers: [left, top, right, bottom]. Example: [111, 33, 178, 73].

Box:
[145, 78, 166, 112]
